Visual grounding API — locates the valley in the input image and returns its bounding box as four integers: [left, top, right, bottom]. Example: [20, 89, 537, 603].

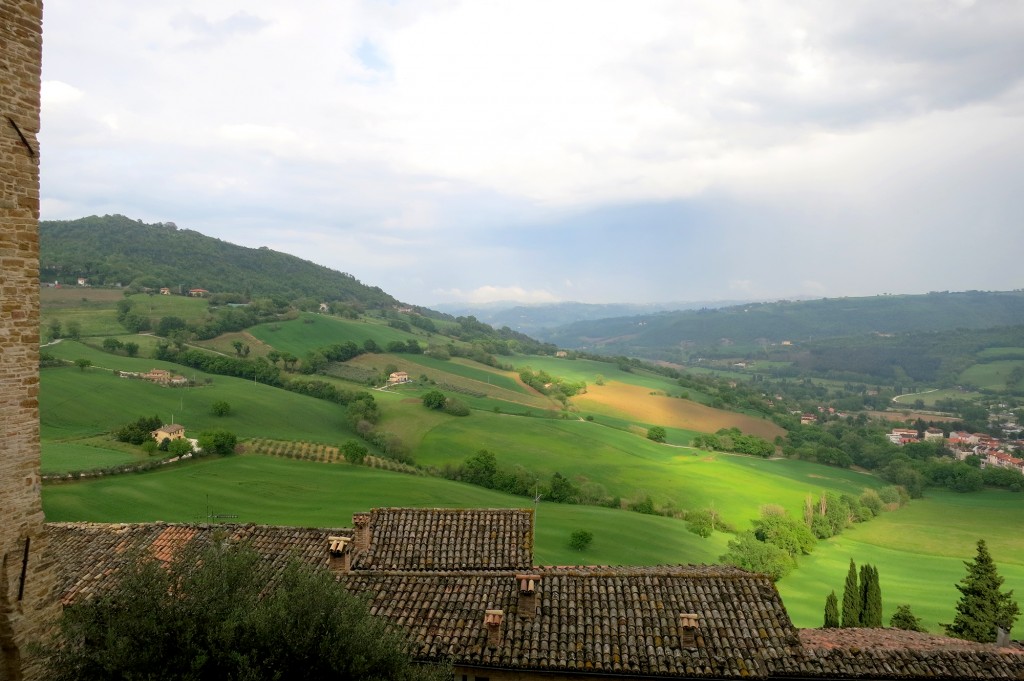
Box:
[39, 281, 1024, 638]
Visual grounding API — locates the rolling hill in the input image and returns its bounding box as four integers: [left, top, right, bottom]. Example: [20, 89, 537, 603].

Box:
[540, 291, 1024, 359]
[40, 214, 399, 307]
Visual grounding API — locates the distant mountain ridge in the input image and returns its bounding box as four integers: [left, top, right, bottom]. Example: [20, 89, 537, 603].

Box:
[40, 215, 399, 308]
[433, 299, 757, 334]
[538, 291, 1024, 360]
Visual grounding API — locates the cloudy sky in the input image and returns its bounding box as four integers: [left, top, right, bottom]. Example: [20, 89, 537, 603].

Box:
[40, 1, 1024, 306]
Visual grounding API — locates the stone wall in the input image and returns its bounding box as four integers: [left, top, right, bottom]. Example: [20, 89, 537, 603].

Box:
[0, 2, 59, 679]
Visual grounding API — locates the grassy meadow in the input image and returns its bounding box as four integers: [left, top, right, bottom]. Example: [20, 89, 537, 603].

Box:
[778, 491, 1024, 638]
[248, 313, 422, 356]
[42, 454, 731, 567]
[959, 359, 1024, 391]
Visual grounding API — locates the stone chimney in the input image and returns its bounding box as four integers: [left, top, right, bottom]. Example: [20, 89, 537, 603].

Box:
[484, 609, 504, 649]
[515, 574, 541, 619]
[679, 613, 700, 647]
[327, 536, 351, 573]
[996, 626, 1011, 647]
[352, 512, 371, 553]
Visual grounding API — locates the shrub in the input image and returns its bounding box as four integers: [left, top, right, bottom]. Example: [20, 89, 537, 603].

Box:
[569, 530, 593, 551]
[646, 426, 667, 443]
[341, 440, 368, 465]
[442, 397, 470, 416]
[210, 400, 232, 417]
[421, 390, 446, 409]
[40, 542, 447, 681]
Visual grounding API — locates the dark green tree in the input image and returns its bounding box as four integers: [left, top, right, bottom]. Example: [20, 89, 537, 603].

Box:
[41, 542, 446, 681]
[824, 590, 840, 628]
[569, 530, 593, 551]
[421, 390, 446, 410]
[341, 440, 368, 465]
[719, 532, 795, 582]
[945, 539, 1020, 642]
[841, 559, 862, 627]
[890, 604, 926, 632]
[753, 507, 817, 558]
[547, 472, 579, 503]
[859, 563, 882, 627]
[123, 341, 139, 357]
[74, 358, 91, 372]
[197, 429, 238, 456]
[210, 400, 232, 417]
[462, 449, 497, 488]
[646, 426, 667, 443]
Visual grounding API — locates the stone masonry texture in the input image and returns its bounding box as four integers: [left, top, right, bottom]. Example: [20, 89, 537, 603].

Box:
[1, 2, 59, 679]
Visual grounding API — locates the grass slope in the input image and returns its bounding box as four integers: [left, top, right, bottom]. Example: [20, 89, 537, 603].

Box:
[42, 454, 729, 566]
[777, 492, 1024, 638]
[248, 314, 419, 356]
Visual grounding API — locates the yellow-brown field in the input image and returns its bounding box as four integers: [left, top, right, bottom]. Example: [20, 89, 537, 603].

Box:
[574, 381, 785, 439]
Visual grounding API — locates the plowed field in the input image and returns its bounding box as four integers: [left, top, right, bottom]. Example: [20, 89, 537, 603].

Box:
[575, 381, 784, 439]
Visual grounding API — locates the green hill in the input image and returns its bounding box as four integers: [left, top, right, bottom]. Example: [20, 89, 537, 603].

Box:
[40, 214, 399, 307]
[543, 291, 1024, 358]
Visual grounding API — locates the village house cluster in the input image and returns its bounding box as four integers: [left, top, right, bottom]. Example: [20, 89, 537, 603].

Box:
[887, 428, 1024, 474]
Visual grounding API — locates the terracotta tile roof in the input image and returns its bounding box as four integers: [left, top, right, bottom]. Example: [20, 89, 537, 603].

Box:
[47, 522, 350, 605]
[776, 628, 1024, 679]
[352, 508, 534, 571]
[46, 513, 1024, 679]
[341, 565, 799, 677]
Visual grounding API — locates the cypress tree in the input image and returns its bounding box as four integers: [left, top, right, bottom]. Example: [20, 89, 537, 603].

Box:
[945, 539, 1021, 642]
[860, 564, 883, 627]
[824, 590, 840, 628]
[841, 559, 862, 627]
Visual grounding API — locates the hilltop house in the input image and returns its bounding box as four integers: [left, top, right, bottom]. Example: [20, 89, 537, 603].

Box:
[388, 371, 410, 384]
[188, 288, 209, 297]
[150, 424, 185, 443]
[47, 507, 1024, 680]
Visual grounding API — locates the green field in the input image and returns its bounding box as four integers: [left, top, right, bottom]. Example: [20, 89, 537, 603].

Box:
[778, 492, 1024, 638]
[892, 388, 984, 407]
[959, 360, 1024, 391]
[248, 314, 421, 356]
[40, 342, 361, 471]
[42, 441, 147, 474]
[42, 454, 730, 567]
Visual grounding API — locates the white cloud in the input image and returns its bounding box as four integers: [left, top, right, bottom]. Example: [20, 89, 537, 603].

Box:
[36, 0, 1024, 304]
[41, 80, 83, 107]
[435, 286, 560, 304]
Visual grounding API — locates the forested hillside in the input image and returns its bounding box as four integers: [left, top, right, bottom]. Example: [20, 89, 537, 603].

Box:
[542, 291, 1024, 359]
[40, 215, 398, 307]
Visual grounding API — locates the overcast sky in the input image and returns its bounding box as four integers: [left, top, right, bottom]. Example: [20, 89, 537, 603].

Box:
[40, 1, 1024, 306]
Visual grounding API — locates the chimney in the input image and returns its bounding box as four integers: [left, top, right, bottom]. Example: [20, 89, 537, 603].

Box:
[352, 512, 371, 552]
[485, 609, 504, 649]
[327, 535, 351, 573]
[679, 613, 700, 647]
[997, 627, 1011, 647]
[515, 574, 541, 619]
